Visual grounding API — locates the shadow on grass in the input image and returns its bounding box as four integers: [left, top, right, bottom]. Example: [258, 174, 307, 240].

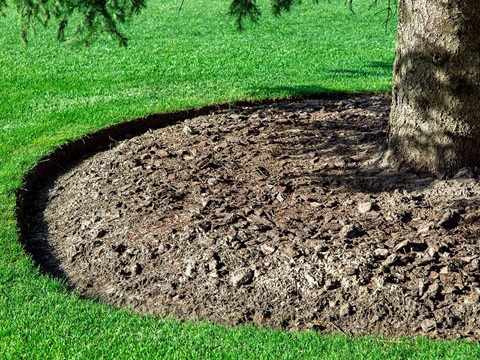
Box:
[247, 85, 338, 99]
[324, 61, 393, 80]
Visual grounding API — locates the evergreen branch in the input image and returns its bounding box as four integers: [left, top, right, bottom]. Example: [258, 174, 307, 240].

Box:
[0, 0, 7, 16]
[229, 0, 261, 30]
[16, 0, 146, 46]
[272, 0, 300, 16]
[56, 16, 67, 41]
[368, 0, 398, 30]
[347, 0, 354, 15]
[12, 0, 397, 46]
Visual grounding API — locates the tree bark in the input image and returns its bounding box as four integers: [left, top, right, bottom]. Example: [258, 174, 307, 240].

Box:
[386, 0, 480, 177]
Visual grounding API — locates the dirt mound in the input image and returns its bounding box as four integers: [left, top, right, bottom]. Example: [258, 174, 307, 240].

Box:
[25, 94, 480, 339]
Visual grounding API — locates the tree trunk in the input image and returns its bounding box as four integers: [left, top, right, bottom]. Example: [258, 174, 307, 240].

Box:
[385, 0, 480, 177]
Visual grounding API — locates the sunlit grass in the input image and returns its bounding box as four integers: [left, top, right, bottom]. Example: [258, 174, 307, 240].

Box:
[2, 0, 476, 358]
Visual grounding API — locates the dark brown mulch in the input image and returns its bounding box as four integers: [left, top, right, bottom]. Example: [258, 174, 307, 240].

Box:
[24, 94, 480, 339]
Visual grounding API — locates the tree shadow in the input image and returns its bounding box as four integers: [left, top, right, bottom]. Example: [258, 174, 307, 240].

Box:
[247, 85, 338, 99]
[20, 180, 71, 281]
[244, 94, 438, 195]
[325, 61, 393, 79]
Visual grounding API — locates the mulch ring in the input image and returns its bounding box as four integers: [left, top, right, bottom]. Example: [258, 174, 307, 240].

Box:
[24, 94, 480, 339]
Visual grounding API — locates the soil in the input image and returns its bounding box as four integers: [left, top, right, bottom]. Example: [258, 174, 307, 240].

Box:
[23, 94, 480, 340]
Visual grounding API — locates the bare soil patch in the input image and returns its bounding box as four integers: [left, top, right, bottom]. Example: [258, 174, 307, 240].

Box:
[24, 94, 480, 339]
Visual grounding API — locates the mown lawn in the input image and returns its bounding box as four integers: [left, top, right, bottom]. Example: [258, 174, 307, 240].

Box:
[2, 0, 479, 358]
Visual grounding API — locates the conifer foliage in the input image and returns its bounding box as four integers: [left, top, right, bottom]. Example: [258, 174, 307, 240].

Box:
[2, 0, 305, 45]
[2, 0, 146, 46]
[228, 0, 299, 30]
[2, 0, 390, 46]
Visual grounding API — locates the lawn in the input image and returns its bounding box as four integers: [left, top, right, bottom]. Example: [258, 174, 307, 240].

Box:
[1, 0, 479, 358]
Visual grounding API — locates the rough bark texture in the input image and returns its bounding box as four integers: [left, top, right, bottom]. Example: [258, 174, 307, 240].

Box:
[387, 0, 480, 177]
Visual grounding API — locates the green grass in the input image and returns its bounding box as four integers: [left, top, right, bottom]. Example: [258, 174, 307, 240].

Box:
[2, 0, 479, 358]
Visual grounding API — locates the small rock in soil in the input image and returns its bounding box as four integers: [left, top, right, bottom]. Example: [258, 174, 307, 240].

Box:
[339, 224, 364, 239]
[339, 303, 353, 316]
[438, 211, 461, 230]
[230, 268, 254, 287]
[357, 201, 374, 214]
[421, 319, 437, 333]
